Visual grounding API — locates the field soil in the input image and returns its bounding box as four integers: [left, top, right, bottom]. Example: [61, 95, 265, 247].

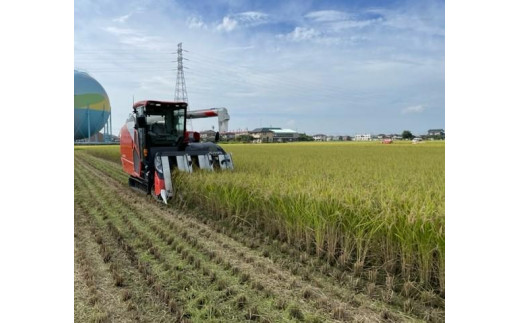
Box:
[74, 149, 444, 322]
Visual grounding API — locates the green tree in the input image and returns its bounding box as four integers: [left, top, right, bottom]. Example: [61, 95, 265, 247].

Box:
[298, 133, 314, 141]
[237, 135, 253, 142]
[402, 130, 414, 140]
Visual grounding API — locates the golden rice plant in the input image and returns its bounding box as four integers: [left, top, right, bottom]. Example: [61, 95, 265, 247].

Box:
[173, 141, 444, 292]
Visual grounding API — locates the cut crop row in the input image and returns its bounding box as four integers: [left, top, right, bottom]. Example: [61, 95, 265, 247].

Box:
[75, 159, 293, 322]
[75, 165, 188, 322]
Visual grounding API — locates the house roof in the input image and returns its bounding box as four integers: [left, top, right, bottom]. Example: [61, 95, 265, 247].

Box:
[251, 127, 297, 134]
[271, 129, 297, 134]
[251, 128, 274, 133]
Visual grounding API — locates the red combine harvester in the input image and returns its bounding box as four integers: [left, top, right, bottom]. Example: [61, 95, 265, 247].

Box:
[120, 100, 233, 204]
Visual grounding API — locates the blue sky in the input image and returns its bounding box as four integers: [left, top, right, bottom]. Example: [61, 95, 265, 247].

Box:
[74, 0, 444, 135]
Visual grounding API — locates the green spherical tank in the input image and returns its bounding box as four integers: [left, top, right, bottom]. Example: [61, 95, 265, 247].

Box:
[74, 70, 111, 140]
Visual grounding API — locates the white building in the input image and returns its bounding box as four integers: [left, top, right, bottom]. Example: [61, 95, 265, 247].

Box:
[271, 128, 299, 142]
[313, 134, 327, 141]
[354, 134, 372, 141]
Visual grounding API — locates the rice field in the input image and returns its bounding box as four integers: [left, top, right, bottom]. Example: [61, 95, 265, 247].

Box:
[176, 142, 445, 293]
[75, 140, 445, 321]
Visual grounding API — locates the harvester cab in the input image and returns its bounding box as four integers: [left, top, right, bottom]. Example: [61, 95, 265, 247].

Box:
[120, 100, 233, 204]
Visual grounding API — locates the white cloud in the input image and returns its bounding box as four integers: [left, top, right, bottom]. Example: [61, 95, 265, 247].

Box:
[305, 9, 383, 33]
[218, 45, 255, 53]
[102, 26, 162, 50]
[367, 8, 444, 36]
[305, 10, 347, 22]
[402, 105, 425, 114]
[118, 35, 161, 46]
[236, 11, 269, 24]
[216, 11, 269, 32]
[330, 18, 382, 30]
[217, 16, 238, 32]
[187, 16, 207, 30]
[112, 8, 144, 24]
[282, 27, 321, 41]
[113, 13, 131, 23]
[104, 26, 137, 36]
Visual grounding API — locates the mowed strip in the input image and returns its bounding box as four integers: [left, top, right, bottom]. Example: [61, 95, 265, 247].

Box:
[75, 156, 288, 322]
[74, 150, 431, 322]
[75, 171, 182, 322]
[74, 203, 140, 322]
[74, 210, 105, 322]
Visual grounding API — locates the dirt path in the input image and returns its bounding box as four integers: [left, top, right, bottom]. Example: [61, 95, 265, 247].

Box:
[74, 151, 443, 322]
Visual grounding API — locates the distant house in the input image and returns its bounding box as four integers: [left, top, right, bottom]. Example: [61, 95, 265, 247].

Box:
[199, 130, 217, 141]
[355, 134, 372, 141]
[325, 136, 343, 141]
[313, 134, 327, 141]
[251, 127, 299, 143]
[271, 128, 299, 142]
[428, 129, 445, 139]
[220, 131, 235, 141]
[234, 130, 250, 136]
[250, 128, 274, 143]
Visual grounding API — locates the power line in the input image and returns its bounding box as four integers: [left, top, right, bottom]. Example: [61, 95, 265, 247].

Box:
[75, 46, 366, 103]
